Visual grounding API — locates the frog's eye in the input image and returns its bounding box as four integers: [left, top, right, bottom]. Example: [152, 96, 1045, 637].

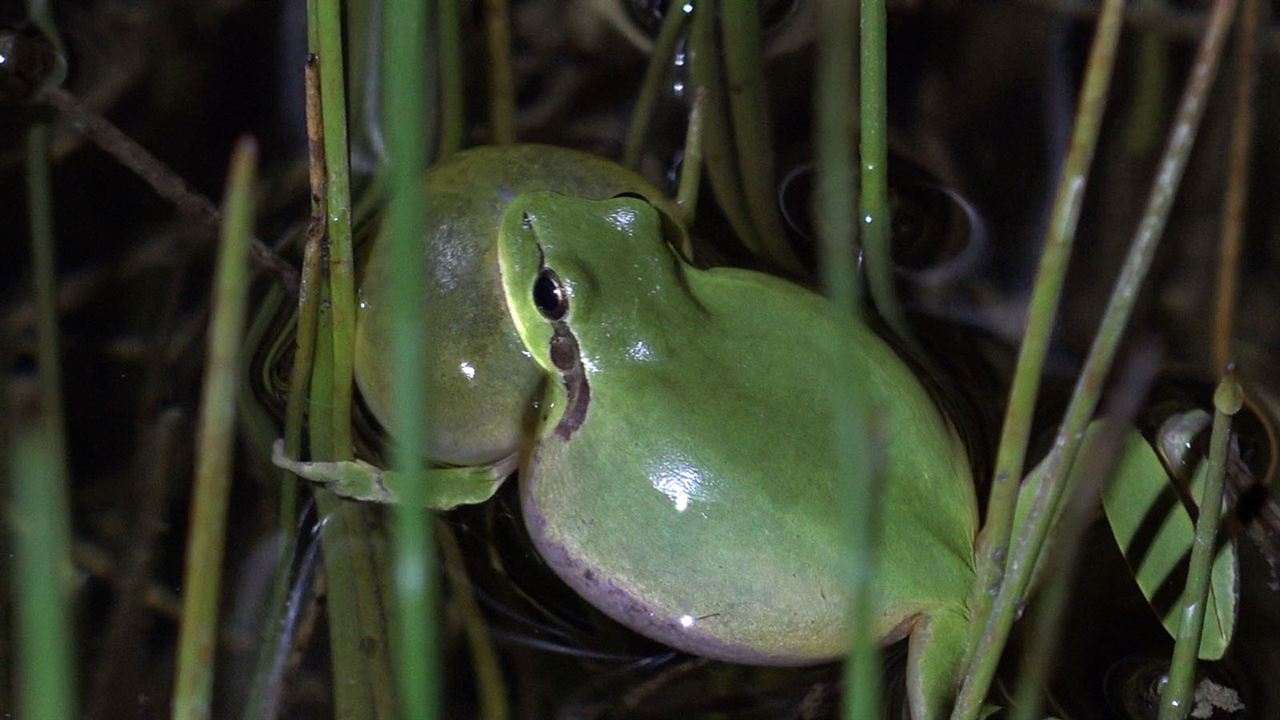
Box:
[533, 268, 568, 321]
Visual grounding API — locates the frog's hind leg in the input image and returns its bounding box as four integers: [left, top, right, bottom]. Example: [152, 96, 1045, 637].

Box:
[905, 608, 969, 720]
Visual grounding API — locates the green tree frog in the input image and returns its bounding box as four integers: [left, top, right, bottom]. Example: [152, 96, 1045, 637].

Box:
[279, 145, 979, 718]
[274, 146, 1238, 719]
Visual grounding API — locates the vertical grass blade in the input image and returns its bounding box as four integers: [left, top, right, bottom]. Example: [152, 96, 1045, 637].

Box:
[10, 401, 76, 720]
[815, 2, 880, 718]
[720, 2, 804, 274]
[952, 2, 1238, 716]
[383, 0, 438, 716]
[172, 138, 258, 720]
[688, 0, 761, 258]
[1158, 377, 1242, 720]
[1212, 0, 1260, 370]
[1009, 345, 1161, 720]
[964, 0, 1123, 665]
[675, 87, 707, 225]
[816, 7, 859, 313]
[857, 0, 912, 350]
[12, 111, 77, 720]
[485, 0, 516, 143]
[316, 0, 357, 458]
[306, 2, 400, 716]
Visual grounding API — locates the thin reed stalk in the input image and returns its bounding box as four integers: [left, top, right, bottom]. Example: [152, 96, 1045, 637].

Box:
[1158, 377, 1242, 719]
[964, 0, 1124, 666]
[383, 0, 439, 716]
[172, 138, 258, 720]
[815, 2, 881, 718]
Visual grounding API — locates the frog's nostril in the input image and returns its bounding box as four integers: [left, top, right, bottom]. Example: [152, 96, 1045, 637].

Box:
[521, 211, 533, 230]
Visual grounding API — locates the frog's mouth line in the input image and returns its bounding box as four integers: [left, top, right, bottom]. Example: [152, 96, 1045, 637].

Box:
[549, 324, 590, 440]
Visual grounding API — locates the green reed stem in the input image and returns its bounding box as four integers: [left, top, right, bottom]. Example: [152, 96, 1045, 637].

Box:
[309, 290, 335, 456]
[172, 138, 258, 720]
[688, 0, 758, 258]
[1158, 377, 1242, 720]
[316, 0, 357, 459]
[721, 2, 804, 275]
[309, 333, 401, 718]
[676, 87, 706, 225]
[278, 51, 329, 541]
[282, 246, 321, 515]
[623, 3, 692, 170]
[324, 504, 402, 717]
[14, 113, 76, 720]
[439, 0, 465, 157]
[816, 2, 879, 719]
[10, 410, 76, 720]
[1010, 346, 1160, 720]
[816, 0, 860, 337]
[1212, 0, 1259, 371]
[485, 0, 516, 143]
[305, 7, 398, 716]
[964, 0, 1123, 670]
[307, 292, 384, 719]
[952, 2, 1237, 716]
[16, 50, 72, 720]
[384, 0, 439, 716]
[858, 0, 912, 353]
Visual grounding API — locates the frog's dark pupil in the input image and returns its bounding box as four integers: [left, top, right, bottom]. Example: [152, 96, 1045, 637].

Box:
[533, 270, 568, 320]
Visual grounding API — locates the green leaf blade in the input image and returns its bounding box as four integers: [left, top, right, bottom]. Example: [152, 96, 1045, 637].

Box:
[1101, 432, 1238, 660]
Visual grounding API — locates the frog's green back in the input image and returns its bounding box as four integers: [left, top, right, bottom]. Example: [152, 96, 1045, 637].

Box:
[508, 194, 978, 664]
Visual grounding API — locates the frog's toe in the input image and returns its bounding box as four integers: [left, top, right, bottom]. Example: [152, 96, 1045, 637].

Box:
[271, 440, 395, 502]
[905, 608, 969, 720]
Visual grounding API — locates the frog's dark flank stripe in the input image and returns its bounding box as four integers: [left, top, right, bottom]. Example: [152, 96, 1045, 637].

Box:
[549, 324, 589, 439]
